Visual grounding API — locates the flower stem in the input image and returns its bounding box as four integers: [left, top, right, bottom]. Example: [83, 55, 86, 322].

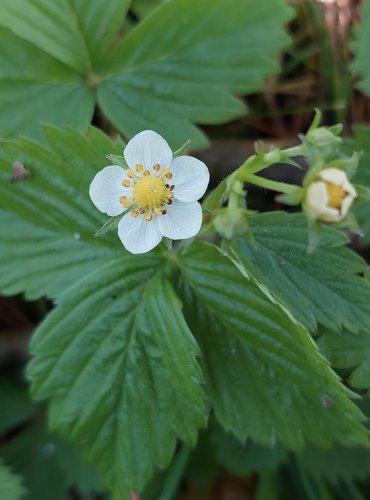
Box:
[243, 174, 299, 194]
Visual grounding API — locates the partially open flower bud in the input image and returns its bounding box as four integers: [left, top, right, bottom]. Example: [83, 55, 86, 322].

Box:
[305, 168, 357, 223]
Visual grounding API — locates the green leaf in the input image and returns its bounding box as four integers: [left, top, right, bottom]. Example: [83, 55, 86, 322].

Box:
[351, 0, 370, 95]
[210, 422, 288, 476]
[1, 421, 101, 500]
[318, 329, 370, 390]
[0, 28, 95, 141]
[343, 126, 370, 243]
[0, 461, 26, 500]
[27, 261, 206, 496]
[0, 126, 123, 300]
[296, 442, 370, 483]
[176, 242, 368, 449]
[231, 212, 370, 333]
[97, 0, 293, 148]
[0, 375, 37, 434]
[0, 0, 291, 146]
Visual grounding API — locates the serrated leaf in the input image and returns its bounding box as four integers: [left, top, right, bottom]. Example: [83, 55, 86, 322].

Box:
[0, 461, 26, 500]
[351, 0, 370, 95]
[296, 442, 370, 483]
[1, 421, 101, 500]
[27, 262, 206, 496]
[231, 212, 370, 333]
[176, 242, 369, 449]
[0, 0, 291, 147]
[210, 422, 288, 476]
[0, 126, 123, 300]
[0, 27, 95, 141]
[318, 329, 370, 389]
[97, 0, 293, 148]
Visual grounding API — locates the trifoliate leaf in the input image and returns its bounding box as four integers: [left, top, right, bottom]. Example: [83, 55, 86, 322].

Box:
[176, 242, 369, 449]
[231, 212, 370, 333]
[0, 461, 26, 500]
[0, 126, 123, 300]
[0, 0, 292, 148]
[98, 0, 293, 148]
[351, 0, 370, 95]
[318, 329, 370, 390]
[27, 261, 206, 496]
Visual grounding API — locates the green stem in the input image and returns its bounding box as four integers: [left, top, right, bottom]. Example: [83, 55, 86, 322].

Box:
[158, 446, 191, 500]
[243, 173, 299, 194]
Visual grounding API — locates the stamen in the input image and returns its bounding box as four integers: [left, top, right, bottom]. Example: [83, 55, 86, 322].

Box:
[170, 185, 175, 191]
[119, 196, 128, 204]
[127, 170, 135, 179]
[135, 163, 144, 172]
[165, 172, 173, 180]
[161, 209, 167, 215]
[167, 199, 173, 205]
[122, 179, 131, 187]
[138, 208, 145, 214]
[144, 213, 153, 221]
[123, 201, 132, 209]
[143, 170, 150, 177]
[161, 168, 170, 177]
[168, 192, 174, 199]
[131, 210, 139, 217]
[165, 184, 171, 189]
[153, 163, 160, 171]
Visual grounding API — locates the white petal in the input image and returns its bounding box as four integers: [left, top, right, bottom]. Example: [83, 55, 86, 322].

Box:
[158, 200, 202, 240]
[341, 194, 355, 217]
[320, 206, 341, 223]
[124, 130, 173, 172]
[89, 165, 132, 216]
[319, 168, 347, 186]
[342, 178, 357, 197]
[118, 212, 162, 254]
[170, 156, 210, 202]
[305, 181, 328, 218]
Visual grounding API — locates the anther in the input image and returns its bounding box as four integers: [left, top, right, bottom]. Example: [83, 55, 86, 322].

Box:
[161, 168, 170, 177]
[170, 185, 175, 191]
[144, 213, 153, 221]
[165, 183, 171, 189]
[153, 163, 160, 171]
[165, 172, 172, 180]
[138, 208, 145, 214]
[119, 196, 128, 204]
[168, 192, 174, 199]
[127, 170, 135, 179]
[131, 210, 139, 217]
[167, 199, 173, 205]
[135, 163, 144, 172]
[161, 209, 167, 215]
[122, 179, 131, 187]
[143, 170, 150, 177]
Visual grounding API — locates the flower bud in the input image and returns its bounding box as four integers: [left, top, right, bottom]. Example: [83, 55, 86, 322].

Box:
[305, 168, 357, 223]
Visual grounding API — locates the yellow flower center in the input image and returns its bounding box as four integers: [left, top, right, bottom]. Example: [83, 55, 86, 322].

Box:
[326, 182, 347, 209]
[133, 175, 169, 210]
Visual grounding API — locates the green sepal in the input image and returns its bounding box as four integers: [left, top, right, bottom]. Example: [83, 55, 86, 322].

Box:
[106, 154, 128, 169]
[95, 214, 123, 237]
[275, 186, 304, 206]
[173, 139, 191, 158]
[307, 217, 323, 254]
[354, 184, 370, 203]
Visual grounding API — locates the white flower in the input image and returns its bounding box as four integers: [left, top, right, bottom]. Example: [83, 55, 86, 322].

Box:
[89, 130, 210, 254]
[305, 167, 357, 223]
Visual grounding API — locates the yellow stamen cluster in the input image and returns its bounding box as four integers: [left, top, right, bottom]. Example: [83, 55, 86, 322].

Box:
[119, 164, 175, 221]
[326, 182, 347, 210]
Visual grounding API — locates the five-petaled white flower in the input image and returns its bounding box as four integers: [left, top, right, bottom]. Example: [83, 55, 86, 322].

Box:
[89, 130, 210, 254]
[305, 167, 357, 223]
